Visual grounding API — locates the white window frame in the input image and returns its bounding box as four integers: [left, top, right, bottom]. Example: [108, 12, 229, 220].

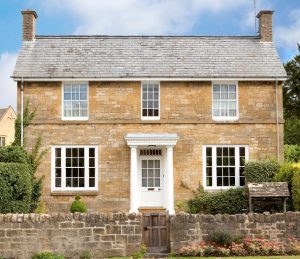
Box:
[62, 82, 89, 121]
[141, 81, 160, 120]
[212, 81, 239, 121]
[51, 145, 98, 192]
[202, 145, 249, 190]
[0, 136, 5, 147]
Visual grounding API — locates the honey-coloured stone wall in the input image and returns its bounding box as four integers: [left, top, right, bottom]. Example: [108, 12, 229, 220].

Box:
[17, 80, 284, 212]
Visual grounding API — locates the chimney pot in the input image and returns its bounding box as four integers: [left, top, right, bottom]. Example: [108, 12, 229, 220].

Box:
[21, 10, 38, 41]
[256, 10, 274, 42]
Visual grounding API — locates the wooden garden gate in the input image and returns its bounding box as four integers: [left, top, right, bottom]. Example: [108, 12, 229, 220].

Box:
[142, 212, 169, 253]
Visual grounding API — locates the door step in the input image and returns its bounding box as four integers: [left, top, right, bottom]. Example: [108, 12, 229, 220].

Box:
[139, 207, 166, 213]
[144, 252, 169, 258]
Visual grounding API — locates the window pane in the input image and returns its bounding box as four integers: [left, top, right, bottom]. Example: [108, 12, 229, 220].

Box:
[206, 147, 212, 156]
[142, 179, 147, 187]
[206, 177, 212, 186]
[229, 85, 236, 92]
[240, 147, 245, 156]
[148, 178, 154, 187]
[89, 148, 95, 157]
[155, 178, 160, 187]
[206, 157, 212, 166]
[89, 158, 95, 167]
[148, 169, 154, 177]
[56, 168, 61, 177]
[89, 178, 95, 187]
[55, 158, 61, 167]
[55, 178, 61, 187]
[213, 85, 220, 92]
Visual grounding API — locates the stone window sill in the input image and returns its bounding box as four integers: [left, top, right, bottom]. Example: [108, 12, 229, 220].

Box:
[51, 190, 98, 196]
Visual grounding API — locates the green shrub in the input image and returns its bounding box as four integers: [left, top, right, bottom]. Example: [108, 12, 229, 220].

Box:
[70, 195, 87, 213]
[244, 159, 280, 183]
[208, 231, 233, 246]
[292, 170, 300, 211]
[0, 162, 33, 213]
[0, 146, 29, 164]
[188, 187, 248, 214]
[32, 251, 64, 259]
[284, 144, 300, 163]
[274, 163, 298, 188]
[80, 251, 92, 259]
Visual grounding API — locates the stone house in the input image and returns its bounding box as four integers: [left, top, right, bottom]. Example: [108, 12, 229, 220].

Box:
[0, 106, 16, 146]
[12, 10, 286, 214]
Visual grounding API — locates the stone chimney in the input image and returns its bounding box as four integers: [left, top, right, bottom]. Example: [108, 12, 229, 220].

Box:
[256, 10, 274, 42]
[21, 10, 38, 41]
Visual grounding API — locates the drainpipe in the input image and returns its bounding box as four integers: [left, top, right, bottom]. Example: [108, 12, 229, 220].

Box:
[21, 78, 24, 147]
[275, 77, 279, 161]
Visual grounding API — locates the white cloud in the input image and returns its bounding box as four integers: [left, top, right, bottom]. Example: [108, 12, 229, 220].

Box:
[41, 0, 250, 35]
[275, 9, 300, 50]
[0, 52, 17, 111]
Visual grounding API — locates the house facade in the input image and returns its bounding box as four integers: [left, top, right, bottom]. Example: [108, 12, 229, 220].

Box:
[0, 106, 16, 146]
[13, 10, 286, 214]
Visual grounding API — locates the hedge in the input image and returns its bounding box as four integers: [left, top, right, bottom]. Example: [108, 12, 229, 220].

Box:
[284, 144, 300, 163]
[188, 187, 248, 214]
[244, 159, 280, 183]
[0, 162, 33, 213]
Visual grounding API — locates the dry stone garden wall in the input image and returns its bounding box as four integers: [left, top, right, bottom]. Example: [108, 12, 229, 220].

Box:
[0, 213, 141, 259]
[1, 212, 300, 258]
[170, 212, 300, 252]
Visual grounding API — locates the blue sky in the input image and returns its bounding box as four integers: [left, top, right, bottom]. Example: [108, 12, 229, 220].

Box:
[0, 0, 300, 110]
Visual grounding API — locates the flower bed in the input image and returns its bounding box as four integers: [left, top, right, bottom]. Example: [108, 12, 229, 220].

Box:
[178, 237, 300, 257]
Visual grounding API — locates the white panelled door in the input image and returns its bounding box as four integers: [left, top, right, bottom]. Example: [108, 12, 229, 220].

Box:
[139, 154, 164, 207]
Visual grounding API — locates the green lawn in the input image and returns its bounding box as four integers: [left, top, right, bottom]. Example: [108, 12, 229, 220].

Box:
[172, 256, 300, 259]
[109, 256, 300, 259]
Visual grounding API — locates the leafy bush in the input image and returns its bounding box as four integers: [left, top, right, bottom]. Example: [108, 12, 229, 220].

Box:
[274, 163, 299, 188]
[0, 144, 45, 213]
[292, 170, 300, 211]
[188, 187, 248, 214]
[70, 195, 87, 213]
[32, 251, 64, 259]
[284, 144, 300, 163]
[208, 231, 233, 247]
[0, 146, 29, 164]
[244, 159, 280, 183]
[80, 251, 92, 259]
[0, 162, 33, 213]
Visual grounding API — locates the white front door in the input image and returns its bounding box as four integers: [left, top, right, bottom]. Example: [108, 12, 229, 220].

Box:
[139, 155, 164, 207]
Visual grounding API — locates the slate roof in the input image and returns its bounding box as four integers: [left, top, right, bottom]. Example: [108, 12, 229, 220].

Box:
[12, 35, 286, 79]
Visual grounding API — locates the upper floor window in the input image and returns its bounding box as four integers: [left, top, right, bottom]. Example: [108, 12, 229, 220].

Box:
[51, 145, 98, 192]
[0, 136, 5, 147]
[203, 145, 248, 190]
[212, 82, 238, 120]
[141, 82, 160, 120]
[62, 83, 88, 120]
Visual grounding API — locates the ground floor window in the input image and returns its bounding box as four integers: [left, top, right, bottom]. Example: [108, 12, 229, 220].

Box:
[51, 145, 98, 191]
[203, 145, 248, 189]
[0, 136, 5, 146]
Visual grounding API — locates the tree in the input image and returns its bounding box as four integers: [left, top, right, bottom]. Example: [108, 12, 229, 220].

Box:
[283, 44, 300, 119]
[283, 44, 300, 145]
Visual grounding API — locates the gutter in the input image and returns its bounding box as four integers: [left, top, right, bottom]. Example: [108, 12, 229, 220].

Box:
[11, 77, 287, 82]
[275, 78, 279, 161]
[21, 78, 24, 147]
